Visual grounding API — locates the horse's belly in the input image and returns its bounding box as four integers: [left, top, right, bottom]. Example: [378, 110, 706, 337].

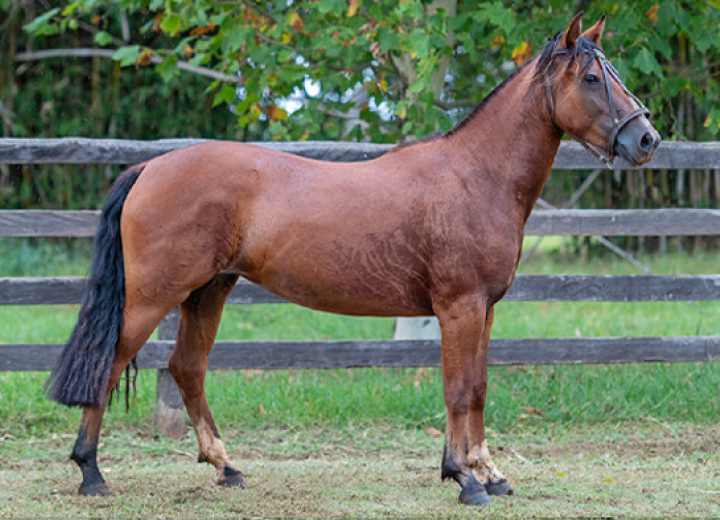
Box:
[237, 242, 434, 317]
[260, 274, 433, 317]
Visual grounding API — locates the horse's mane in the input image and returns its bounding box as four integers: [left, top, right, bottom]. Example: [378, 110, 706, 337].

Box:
[390, 33, 602, 152]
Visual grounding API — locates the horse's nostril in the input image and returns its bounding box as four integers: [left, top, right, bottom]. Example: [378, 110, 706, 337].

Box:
[640, 132, 654, 151]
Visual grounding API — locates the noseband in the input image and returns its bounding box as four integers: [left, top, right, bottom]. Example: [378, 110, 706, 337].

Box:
[545, 47, 651, 168]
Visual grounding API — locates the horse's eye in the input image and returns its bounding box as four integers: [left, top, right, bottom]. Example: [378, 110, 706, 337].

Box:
[584, 74, 600, 84]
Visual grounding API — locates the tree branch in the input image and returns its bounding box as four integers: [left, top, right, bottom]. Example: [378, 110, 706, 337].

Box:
[13, 48, 241, 83]
[433, 99, 476, 111]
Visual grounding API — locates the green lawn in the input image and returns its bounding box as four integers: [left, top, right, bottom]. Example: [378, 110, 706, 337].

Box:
[1, 238, 719, 516]
[0, 238, 718, 437]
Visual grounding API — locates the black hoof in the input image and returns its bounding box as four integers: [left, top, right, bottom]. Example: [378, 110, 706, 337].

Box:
[79, 482, 111, 497]
[459, 486, 492, 506]
[484, 478, 514, 496]
[217, 466, 247, 489]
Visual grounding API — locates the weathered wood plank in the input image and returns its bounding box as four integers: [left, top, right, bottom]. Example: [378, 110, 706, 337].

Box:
[3, 336, 719, 371]
[2, 274, 719, 306]
[505, 274, 720, 302]
[0, 210, 99, 237]
[523, 209, 720, 236]
[0, 277, 87, 305]
[2, 208, 719, 238]
[0, 138, 391, 165]
[155, 309, 187, 439]
[1, 138, 719, 169]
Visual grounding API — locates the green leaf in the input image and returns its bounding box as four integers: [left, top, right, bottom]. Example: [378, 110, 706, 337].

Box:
[407, 80, 426, 94]
[632, 48, 662, 78]
[23, 8, 60, 35]
[475, 3, 516, 34]
[213, 85, 237, 107]
[703, 108, 720, 135]
[691, 25, 716, 53]
[112, 45, 141, 66]
[318, 0, 346, 14]
[160, 12, 182, 36]
[409, 30, 431, 59]
[156, 55, 179, 82]
[438, 116, 453, 134]
[94, 31, 114, 47]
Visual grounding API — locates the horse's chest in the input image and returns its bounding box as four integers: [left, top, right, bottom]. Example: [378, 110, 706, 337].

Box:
[429, 219, 523, 304]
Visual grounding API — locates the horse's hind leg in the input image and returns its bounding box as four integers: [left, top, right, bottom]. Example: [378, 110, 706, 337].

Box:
[71, 298, 179, 496]
[167, 273, 246, 488]
[466, 307, 513, 496]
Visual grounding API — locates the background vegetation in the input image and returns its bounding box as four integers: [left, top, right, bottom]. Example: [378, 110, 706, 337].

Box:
[1, 1, 719, 256]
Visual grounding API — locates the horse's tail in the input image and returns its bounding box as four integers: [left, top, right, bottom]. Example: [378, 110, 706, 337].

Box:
[46, 163, 145, 407]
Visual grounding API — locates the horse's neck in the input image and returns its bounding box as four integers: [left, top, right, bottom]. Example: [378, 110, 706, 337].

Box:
[446, 61, 561, 220]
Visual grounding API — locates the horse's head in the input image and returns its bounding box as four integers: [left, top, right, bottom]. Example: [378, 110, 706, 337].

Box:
[539, 12, 661, 167]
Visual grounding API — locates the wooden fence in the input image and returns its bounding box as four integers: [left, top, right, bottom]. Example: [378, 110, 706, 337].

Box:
[1, 138, 719, 437]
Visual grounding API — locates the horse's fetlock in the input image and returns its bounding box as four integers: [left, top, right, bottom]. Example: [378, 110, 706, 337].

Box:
[441, 444, 463, 482]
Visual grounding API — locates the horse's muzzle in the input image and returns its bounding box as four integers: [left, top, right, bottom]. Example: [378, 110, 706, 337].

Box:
[615, 117, 661, 166]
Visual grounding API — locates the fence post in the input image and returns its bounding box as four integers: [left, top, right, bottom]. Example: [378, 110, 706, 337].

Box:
[156, 308, 187, 439]
[393, 317, 441, 341]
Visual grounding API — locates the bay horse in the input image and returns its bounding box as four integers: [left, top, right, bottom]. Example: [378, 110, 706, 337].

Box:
[48, 13, 659, 505]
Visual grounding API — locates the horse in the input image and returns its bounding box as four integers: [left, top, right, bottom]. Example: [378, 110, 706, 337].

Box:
[47, 12, 659, 506]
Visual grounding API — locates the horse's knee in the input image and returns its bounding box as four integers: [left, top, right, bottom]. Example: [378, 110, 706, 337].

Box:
[168, 353, 204, 396]
[444, 382, 471, 414]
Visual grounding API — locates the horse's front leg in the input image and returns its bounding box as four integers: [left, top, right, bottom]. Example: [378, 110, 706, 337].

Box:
[467, 306, 513, 496]
[435, 294, 492, 506]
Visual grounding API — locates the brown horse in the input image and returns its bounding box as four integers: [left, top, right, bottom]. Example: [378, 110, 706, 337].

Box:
[48, 13, 659, 505]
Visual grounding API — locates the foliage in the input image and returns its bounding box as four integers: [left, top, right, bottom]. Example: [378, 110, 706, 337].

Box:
[16, 0, 720, 142]
[1, 1, 719, 241]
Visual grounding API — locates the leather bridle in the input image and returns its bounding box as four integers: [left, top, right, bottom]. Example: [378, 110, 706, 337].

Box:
[545, 46, 651, 168]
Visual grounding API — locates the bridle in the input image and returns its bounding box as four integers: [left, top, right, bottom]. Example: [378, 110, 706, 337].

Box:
[544, 45, 651, 168]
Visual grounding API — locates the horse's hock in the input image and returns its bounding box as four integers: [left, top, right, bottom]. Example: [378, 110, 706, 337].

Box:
[1, 138, 720, 440]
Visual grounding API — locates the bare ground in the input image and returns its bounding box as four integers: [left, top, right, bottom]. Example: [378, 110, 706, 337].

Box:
[1, 423, 719, 517]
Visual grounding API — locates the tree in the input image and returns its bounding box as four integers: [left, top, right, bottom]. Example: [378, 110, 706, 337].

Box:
[4, 0, 720, 227]
[18, 0, 720, 143]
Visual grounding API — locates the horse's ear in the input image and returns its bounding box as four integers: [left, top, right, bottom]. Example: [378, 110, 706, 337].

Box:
[581, 14, 605, 45]
[558, 11, 583, 50]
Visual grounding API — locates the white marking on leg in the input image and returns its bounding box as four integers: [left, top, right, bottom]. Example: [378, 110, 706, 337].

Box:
[195, 418, 231, 481]
[469, 440, 506, 483]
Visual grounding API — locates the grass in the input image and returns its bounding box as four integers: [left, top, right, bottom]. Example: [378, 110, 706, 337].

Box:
[1, 423, 719, 516]
[0, 237, 719, 515]
[0, 237, 718, 437]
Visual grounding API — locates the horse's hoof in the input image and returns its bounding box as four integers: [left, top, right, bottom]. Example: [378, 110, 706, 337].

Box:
[216, 467, 247, 489]
[79, 482, 111, 497]
[484, 478, 514, 496]
[458, 486, 492, 506]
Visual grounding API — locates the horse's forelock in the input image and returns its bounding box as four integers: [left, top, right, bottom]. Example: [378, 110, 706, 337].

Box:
[534, 35, 601, 85]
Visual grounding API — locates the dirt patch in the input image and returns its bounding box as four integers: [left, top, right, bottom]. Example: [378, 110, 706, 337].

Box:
[493, 424, 720, 462]
[3, 424, 720, 517]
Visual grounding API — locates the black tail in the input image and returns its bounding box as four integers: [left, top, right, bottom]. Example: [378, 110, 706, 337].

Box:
[47, 164, 144, 407]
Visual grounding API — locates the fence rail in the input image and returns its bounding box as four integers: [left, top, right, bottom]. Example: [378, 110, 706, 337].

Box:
[2, 208, 720, 237]
[3, 336, 719, 372]
[0, 137, 718, 438]
[2, 138, 720, 169]
[2, 275, 719, 305]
